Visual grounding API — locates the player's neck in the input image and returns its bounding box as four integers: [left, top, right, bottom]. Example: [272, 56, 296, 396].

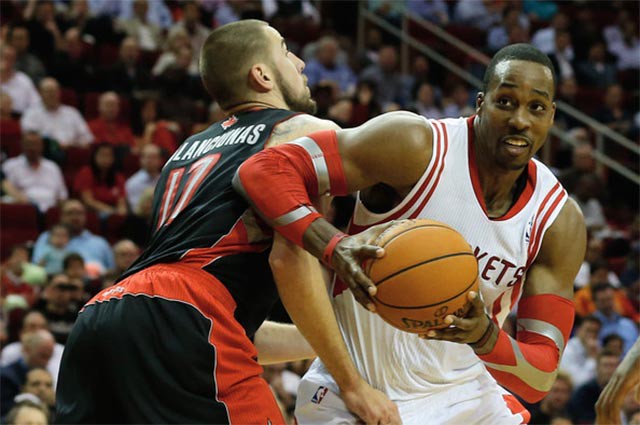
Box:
[224, 97, 288, 116]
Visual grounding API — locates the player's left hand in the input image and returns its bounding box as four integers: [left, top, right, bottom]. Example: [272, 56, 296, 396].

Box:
[420, 291, 496, 352]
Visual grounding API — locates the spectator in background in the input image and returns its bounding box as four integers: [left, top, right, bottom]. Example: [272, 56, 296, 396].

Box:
[554, 77, 582, 130]
[19, 368, 55, 414]
[21, 78, 94, 149]
[487, 6, 530, 53]
[36, 224, 70, 276]
[73, 143, 127, 218]
[409, 82, 442, 119]
[559, 140, 605, 199]
[172, 1, 210, 68]
[359, 45, 411, 108]
[571, 173, 607, 231]
[548, 30, 575, 81]
[1, 245, 41, 308]
[50, 27, 96, 94]
[531, 12, 569, 55]
[602, 333, 625, 357]
[32, 199, 115, 273]
[0, 92, 21, 155]
[576, 42, 618, 88]
[88, 92, 135, 149]
[606, 19, 640, 72]
[104, 37, 152, 95]
[595, 84, 634, 139]
[111, 0, 174, 29]
[349, 80, 381, 127]
[0, 329, 55, 416]
[109, 239, 140, 277]
[32, 274, 82, 344]
[152, 26, 198, 77]
[406, 0, 449, 25]
[529, 372, 573, 425]
[574, 261, 636, 319]
[23, 0, 64, 69]
[443, 83, 474, 118]
[62, 253, 89, 285]
[592, 283, 639, 354]
[6, 25, 46, 85]
[0, 311, 64, 386]
[1, 131, 68, 212]
[132, 95, 179, 154]
[116, 0, 163, 52]
[125, 143, 162, 210]
[560, 315, 601, 389]
[453, 0, 503, 31]
[569, 349, 621, 424]
[4, 399, 49, 425]
[0, 45, 41, 115]
[304, 36, 357, 96]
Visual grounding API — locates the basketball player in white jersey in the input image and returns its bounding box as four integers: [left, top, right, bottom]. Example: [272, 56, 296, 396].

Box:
[234, 44, 586, 424]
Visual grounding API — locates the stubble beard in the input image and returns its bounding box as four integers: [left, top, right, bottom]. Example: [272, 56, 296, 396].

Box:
[276, 70, 317, 115]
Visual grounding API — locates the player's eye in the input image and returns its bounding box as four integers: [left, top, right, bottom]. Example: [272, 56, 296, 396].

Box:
[497, 97, 513, 107]
[530, 103, 546, 112]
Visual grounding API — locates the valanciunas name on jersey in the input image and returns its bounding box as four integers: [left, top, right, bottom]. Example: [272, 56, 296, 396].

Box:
[166, 124, 268, 165]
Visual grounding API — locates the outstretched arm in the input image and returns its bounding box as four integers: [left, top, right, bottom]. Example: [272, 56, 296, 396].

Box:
[234, 111, 432, 306]
[596, 338, 640, 425]
[253, 319, 315, 365]
[426, 198, 586, 403]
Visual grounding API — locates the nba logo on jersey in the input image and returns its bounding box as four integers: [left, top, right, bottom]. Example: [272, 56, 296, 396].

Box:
[311, 386, 329, 404]
[525, 216, 534, 246]
[221, 115, 238, 129]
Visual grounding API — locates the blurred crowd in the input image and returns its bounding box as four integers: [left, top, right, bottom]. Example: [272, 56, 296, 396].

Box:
[0, 0, 638, 424]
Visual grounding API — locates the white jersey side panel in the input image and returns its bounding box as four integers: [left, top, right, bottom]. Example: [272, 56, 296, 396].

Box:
[309, 116, 568, 400]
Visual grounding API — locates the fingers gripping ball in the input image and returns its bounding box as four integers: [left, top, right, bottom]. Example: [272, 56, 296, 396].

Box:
[364, 219, 479, 333]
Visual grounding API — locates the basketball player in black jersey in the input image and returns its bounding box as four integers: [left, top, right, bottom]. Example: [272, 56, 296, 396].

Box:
[56, 20, 400, 424]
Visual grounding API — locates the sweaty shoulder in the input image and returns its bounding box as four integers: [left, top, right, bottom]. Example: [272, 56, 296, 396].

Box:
[267, 114, 340, 147]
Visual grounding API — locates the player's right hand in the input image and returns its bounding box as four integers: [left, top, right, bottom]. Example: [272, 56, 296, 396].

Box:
[331, 221, 397, 312]
[341, 379, 402, 425]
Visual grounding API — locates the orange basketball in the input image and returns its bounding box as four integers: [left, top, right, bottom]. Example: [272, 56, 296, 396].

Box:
[365, 219, 479, 333]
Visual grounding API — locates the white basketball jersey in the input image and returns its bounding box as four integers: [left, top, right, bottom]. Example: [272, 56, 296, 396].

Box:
[312, 116, 568, 400]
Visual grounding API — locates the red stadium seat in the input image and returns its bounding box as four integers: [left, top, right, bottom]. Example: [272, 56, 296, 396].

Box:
[121, 152, 140, 177]
[0, 203, 40, 260]
[97, 43, 120, 68]
[104, 213, 127, 244]
[0, 120, 22, 157]
[61, 87, 80, 108]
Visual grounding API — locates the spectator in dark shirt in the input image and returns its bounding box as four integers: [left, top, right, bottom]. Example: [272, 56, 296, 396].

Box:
[359, 45, 411, 108]
[50, 27, 96, 94]
[595, 84, 634, 139]
[32, 274, 82, 344]
[7, 25, 46, 85]
[569, 349, 621, 424]
[576, 42, 618, 88]
[24, 0, 64, 69]
[529, 372, 573, 424]
[0, 329, 55, 416]
[104, 37, 152, 95]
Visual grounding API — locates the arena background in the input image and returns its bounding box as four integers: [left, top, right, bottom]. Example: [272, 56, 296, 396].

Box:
[0, 0, 638, 423]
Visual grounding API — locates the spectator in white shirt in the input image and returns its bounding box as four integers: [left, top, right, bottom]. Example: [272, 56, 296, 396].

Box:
[125, 143, 163, 210]
[560, 315, 601, 389]
[1, 131, 68, 212]
[0, 45, 41, 114]
[21, 77, 94, 148]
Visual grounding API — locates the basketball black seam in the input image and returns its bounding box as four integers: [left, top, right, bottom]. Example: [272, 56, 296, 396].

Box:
[375, 273, 478, 309]
[374, 251, 476, 286]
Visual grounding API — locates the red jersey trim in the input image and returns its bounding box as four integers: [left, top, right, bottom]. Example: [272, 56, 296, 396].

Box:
[526, 187, 567, 268]
[350, 118, 446, 232]
[466, 116, 537, 221]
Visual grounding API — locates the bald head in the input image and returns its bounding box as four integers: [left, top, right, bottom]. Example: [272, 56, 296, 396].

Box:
[98, 91, 120, 122]
[22, 330, 55, 368]
[21, 311, 48, 335]
[113, 239, 140, 271]
[39, 78, 61, 110]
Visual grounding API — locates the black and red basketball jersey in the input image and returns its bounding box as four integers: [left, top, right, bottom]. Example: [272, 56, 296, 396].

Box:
[122, 108, 299, 337]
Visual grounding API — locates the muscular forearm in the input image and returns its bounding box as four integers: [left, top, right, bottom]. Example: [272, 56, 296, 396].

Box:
[270, 235, 363, 392]
[254, 321, 315, 365]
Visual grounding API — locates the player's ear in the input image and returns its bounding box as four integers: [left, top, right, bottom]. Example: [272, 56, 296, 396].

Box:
[248, 63, 274, 93]
[475, 92, 485, 113]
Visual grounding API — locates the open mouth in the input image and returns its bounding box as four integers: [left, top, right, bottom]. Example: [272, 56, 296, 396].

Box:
[502, 136, 530, 147]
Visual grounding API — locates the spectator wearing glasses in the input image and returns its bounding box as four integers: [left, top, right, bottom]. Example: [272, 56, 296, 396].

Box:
[32, 274, 83, 344]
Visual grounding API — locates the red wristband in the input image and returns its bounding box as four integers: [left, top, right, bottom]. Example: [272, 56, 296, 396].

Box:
[322, 233, 347, 266]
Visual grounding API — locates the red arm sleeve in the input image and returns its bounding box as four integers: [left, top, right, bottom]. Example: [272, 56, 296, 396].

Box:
[478, 294, 575, 402]
[233, 130, 348, 247]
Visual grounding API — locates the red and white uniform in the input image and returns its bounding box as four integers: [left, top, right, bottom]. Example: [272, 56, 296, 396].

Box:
[296, 116, 568, 425]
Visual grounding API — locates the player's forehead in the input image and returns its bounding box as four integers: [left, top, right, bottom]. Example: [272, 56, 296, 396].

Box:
[263, 26, 285, 48]
[488, 59, 554, 99]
